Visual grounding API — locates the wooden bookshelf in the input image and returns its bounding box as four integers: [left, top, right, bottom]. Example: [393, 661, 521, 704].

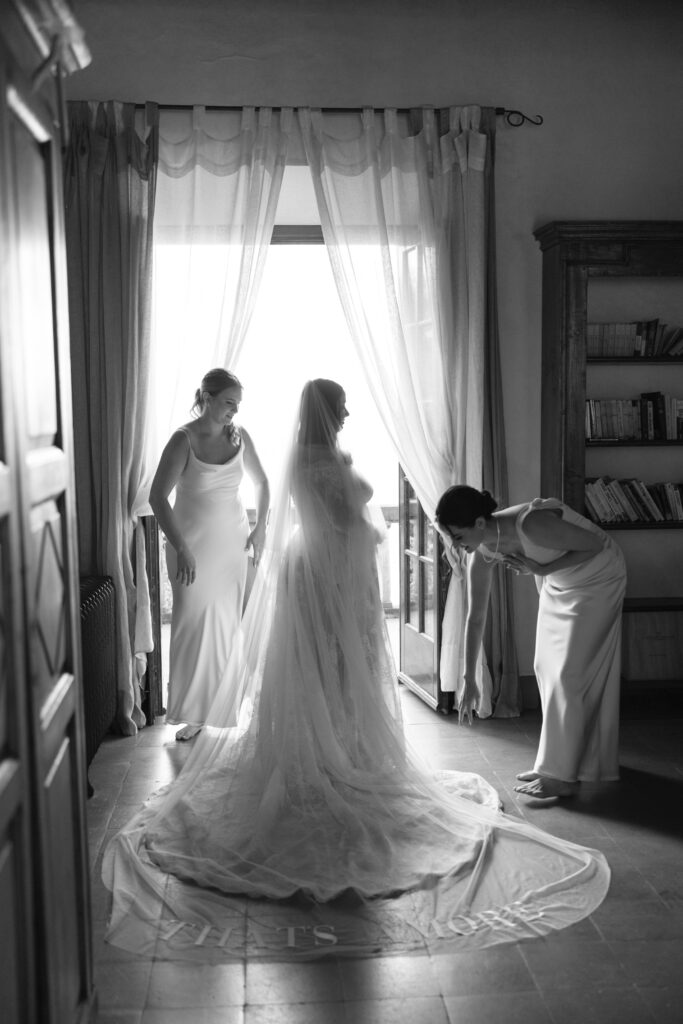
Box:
[586, 440, 683, 447]
[588, 357, 683, 364]
[602, 522, 683, 530]
[534, 221, 683, 685]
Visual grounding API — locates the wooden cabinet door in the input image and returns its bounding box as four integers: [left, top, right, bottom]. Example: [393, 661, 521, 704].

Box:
[0, 72, 36, 1019]
[0, 48, 94, 1024]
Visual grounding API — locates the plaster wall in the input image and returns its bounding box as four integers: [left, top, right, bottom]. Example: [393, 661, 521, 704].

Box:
[68, 0, 683, 672]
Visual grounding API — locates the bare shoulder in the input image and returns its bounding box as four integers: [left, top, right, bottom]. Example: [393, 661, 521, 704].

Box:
[165, 425, 192, 454]
[240, 427, 269, 482]
[494, 504, 527, 543]
[521, 504, 600, 552]
[521, 507, 564, 540]
[497, 503, 527, 525]
[501, 502, 529, 518]
[151, 427, 191, 498]
[240, 427, 262, 462]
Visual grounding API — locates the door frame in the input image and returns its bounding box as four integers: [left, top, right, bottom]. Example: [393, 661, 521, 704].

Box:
[398, 467, 453, 713]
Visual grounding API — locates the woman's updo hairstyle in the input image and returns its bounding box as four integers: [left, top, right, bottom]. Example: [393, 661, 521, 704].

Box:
[434, 485, 498, 528]
[191, 368, 243, 416]
[191, 368, 243, 444]
[297, 378, 345, 446]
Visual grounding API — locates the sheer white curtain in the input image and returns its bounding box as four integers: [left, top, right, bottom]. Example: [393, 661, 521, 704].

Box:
[300, 106, 493, 708]
[150, 106, 291, 445]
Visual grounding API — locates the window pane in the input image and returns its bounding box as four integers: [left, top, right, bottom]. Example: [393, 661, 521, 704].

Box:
[406, 555, 419, 625]
[236, 246, 398, 507]
[152, 243, 399, 507]
[424, 521, 434, 561]
[407, 497, 419, 552]
[422, 560, 435, 639]
[11, 116, 58, 442]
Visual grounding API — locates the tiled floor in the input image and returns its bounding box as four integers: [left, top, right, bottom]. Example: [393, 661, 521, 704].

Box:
[88, 686, 683, 1024]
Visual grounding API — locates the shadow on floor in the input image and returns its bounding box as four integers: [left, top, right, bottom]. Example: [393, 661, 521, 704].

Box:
[562, 765, 683, 839]
[619, 686, 683, 719]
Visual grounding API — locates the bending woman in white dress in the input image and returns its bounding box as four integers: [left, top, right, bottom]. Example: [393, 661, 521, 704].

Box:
[150, 368, 269, 741]
[102, 382, 612, 961]
[435, 485, 627, 798]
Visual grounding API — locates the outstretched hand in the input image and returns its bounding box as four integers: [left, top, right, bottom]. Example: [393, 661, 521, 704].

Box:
[247, 524, 266, 568]
[458, 677, 477, 726]
[501, 554, 536, 575]
[176, 548, 197, 587]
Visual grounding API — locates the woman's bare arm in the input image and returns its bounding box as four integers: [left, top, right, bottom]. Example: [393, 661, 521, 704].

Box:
[242, 428, 270, 566]
[460, 550, 495, 723]
[508, 509, 603, 575]
[149, 431, 195, 584]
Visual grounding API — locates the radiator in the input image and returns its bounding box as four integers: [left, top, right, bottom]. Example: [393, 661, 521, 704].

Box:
[79, 575, 117, 765]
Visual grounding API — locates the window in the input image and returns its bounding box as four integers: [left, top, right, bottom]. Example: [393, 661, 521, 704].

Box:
[151, 169, 402, 687]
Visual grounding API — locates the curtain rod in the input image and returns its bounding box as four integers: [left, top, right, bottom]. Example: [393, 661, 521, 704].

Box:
[134, 104, 543, 128]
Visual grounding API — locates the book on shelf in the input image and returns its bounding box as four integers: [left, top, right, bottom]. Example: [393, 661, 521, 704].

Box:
[584, 477, 683, 524]
[649, 482, 671, 521]
[668, 330, 683, 356]
[587, 318, 683, 357]
[621, 480, 653, 521]
[585, 479, 615, 522]
[603, 479, 628, 522]
[659, 324, 683, 356]
[585, 392, 682, 441]
[643, 319, 659, 356]
[640, 391, 666, 441]
[668, 482, 683, 519]
[631, 479, 665, 521]
[609, 478, 639, 521]
[583, 486, 603, 524]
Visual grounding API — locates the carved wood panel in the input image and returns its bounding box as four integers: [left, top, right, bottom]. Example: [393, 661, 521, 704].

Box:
[0, 6, 94, 1020]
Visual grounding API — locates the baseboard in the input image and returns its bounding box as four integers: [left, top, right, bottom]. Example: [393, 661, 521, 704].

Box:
[520, 673, 683, 718]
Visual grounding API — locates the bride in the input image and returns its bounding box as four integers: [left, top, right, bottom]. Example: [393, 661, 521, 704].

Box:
[102, 378, 610, 961]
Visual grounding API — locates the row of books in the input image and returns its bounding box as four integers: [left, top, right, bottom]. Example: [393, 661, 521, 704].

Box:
[585, 476, 683, 524]
[586, 319, 683, 358]
[585, 392, 683, 441]
[585, 477, 683, 524]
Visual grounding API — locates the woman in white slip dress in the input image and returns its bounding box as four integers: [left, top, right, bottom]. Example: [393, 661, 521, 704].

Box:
[102, 382, 612, 962]
[435, 486, 627, 798]
[150, 368, 269, 741]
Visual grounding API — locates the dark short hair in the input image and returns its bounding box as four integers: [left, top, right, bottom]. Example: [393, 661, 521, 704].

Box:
[435, 485, 498, 527]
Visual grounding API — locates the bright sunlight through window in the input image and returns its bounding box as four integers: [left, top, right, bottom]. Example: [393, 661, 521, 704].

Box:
[237, 245, 397, 508]
[151, 241, 400, 613]
[152, 243, 398, 509]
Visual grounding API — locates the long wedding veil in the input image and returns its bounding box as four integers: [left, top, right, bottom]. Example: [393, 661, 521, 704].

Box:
[102, 379, 610, 961]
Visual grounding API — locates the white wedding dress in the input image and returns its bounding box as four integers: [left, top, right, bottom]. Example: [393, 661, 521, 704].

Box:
[102, 387, 610, 961]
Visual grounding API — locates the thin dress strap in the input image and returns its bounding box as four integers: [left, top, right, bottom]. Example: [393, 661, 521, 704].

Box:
[176, 424, 243, 466]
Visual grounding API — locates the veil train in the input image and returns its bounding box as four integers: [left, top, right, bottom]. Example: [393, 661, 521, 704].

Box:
[102, 379, 610, 961]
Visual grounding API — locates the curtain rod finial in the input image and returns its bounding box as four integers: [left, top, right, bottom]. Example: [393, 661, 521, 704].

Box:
[495, 107, 543, 127]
